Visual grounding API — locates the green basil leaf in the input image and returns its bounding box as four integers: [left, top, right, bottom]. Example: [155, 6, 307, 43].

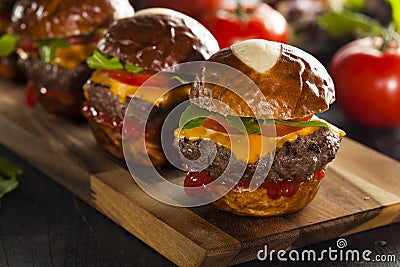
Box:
[0, 34, 18, 57]
[226, 116, 261, 134]
[181, 117, 208, 130]
[0, 178, 19, 199]
[37, 38, 69, 63]
[0, 158, 23, 180]
[179, 104, 211, 129]
[179, 104, 329, 135]
[87, 50, 144, 74]
[275, 120, 329, 128]
[125, 63, 144, 74]
[0, 158, 23, 204]
[87, 50, 123, 70]
[317, 10, 383, 39]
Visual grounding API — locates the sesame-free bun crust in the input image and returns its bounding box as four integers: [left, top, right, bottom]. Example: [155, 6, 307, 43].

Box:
[98, 8, 219, 71]
[11, 0, 134, 41]
[191, 39, 335, 120]
[212, 176, 322, 216]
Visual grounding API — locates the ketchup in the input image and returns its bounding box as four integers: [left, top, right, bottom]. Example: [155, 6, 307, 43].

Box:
[25, 81, 39, 107]
[184, 170, 326, 198]
[184, 172, 214, 197]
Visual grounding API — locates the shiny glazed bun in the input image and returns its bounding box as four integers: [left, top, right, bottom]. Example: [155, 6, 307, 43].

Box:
[97, 8, 220, 71]
[191, 39, 335, 120]
[11, 0, 134, 40]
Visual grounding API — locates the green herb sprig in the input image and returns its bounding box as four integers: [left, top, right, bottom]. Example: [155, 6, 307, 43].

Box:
[87, 50, 143, 74]
[317, 0, 400, 40]
[0, 157, 23, 206]
[0, 34, 18, 57]
[179, 104, 329, 134]
[36, 38, 69, 63]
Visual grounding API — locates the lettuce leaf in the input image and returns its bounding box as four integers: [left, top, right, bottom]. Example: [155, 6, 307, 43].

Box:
[87, 50, 143, 74]
[36, 38, 69, 63]
[0, 34, 18, 57]
[179, 104, 329, 134]
[179, 104, 211, 129]
[87, 50, 123, 69]
[0, 157, 23, 205]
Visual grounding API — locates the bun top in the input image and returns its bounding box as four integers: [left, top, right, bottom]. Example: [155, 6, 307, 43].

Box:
[11, 0, 134, 41]
[191, 39, 335, 120]
[97, 8, 220, 71]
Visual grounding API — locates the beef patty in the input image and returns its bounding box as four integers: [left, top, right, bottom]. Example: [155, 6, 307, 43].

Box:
[177, 127, 342, 183]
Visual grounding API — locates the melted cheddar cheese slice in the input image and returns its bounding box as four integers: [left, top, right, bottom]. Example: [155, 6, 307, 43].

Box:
[175, 117, 345, 164]
[54, 43, 98, 69]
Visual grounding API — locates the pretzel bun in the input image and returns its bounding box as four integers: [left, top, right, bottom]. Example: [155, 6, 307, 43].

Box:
[212, 176, 322, 217]
[191, 39, 335, 120]
[98, 8, 219, 71]
[11, 0, 134, 40]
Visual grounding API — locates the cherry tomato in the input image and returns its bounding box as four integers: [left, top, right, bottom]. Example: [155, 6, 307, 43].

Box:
[201, 2, 289, 48]
[134, 0, 223, 20]
[330, 37, 400, 128]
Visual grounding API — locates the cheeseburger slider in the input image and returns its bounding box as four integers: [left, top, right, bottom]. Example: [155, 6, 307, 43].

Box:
[10, 0, 134, 116]
[175, 39, 345, 216]
[82, 8, 219, 165]
[0, 0, 23, 81]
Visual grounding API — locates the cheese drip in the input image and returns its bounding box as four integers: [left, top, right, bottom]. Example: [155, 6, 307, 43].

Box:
[175, 117, 345, 164]
[54, 43, 97, 69]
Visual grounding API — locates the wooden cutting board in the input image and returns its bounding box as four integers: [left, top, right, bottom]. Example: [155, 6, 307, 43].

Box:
[1, 80, 400, 266]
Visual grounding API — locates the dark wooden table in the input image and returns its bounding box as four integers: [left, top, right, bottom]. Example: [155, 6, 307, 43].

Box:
[0, 104, 399, 266]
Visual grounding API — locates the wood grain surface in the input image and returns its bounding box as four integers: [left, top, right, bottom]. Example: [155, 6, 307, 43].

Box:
[1, 80, 400, 266]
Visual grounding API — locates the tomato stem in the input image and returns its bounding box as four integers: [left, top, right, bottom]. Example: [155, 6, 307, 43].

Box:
[234, 0, 260, 20]
[379, 23, 400, 51]
[235, 1, 246, 20]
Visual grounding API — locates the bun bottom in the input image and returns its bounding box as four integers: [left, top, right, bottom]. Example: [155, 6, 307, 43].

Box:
[88, 120, 124, 159]
[88, 119, 169, 166]
[24, 59, 91, 118]
[0, 54, 25, 82]
[212, 177, 322, 217]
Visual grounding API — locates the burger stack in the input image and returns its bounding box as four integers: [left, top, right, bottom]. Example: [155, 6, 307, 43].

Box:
[175, 39, 345, 216]
[9, 0, 134, 116]
[82, 8, 220, 165]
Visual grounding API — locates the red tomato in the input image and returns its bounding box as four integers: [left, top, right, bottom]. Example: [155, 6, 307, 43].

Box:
[201, 116, 242, 134]
[103, 70, 151, 86]
[202, 114, 312, 137]
[330, 37, 400, 128]
[18, 40, 38, 53]
[134, 0, 223, 20]
[66, 34, 102, 45]
[260, 114, 313, 137]
[103, 70, 173, 88]
[201, 2, 289, 48]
